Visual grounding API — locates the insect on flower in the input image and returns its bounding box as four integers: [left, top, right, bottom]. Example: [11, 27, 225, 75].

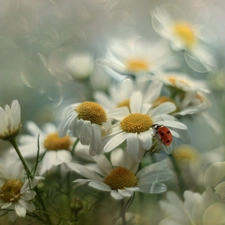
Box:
[153, 124, 173, 146]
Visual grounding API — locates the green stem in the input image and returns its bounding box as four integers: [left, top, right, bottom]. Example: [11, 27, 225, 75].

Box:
[9, 138, 53, 225]
[9, 138, 33, 179]
[169, 154, 185, 197]
[71, 138, 80, 156]
[120, 199, 126, 225]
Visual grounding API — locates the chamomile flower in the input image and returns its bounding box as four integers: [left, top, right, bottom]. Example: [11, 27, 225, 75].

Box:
[103, 91, 187, 162]
[19, 121, 89, 175]
[0, 158, 42, 218]
[97, 38, 176, 80]
[58, 101, 111, 156]
[151, 5, 216, 72]
[0, 100, 21, 141]
[155, 72, 210, 113]
[67, 148, 173, 199]
[66, 53, 94, 81]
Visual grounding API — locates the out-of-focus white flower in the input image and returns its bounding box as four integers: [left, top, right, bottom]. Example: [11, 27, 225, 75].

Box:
[94, 78, 163, 110]
[204, 161, 225, 197]
[103, 91, 187, 161]
[0, 158, 43, 218]
[66, 53, 94, 81]
[58, 101, 111, 156]
[155, 72, 210, 114]
[151, 5, 216, 72]
[97, 38, 177, 80]
[0, 100, 21, 141]
[67, 148, 172, 199]
[19, 121, 91, 175]
[159, 188, 223, 225]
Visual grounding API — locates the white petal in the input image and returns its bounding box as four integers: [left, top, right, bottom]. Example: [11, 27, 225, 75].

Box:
[130, 91, 143, 113]
[89, 124, 102, 156]
[1, 202, 12, 209]
[158, 120, 187, 130]
[118, 189, 133, 197]
[93, 154, 112, 174]
[19, 199, 35, 212]
[138, 131, 153, 150]
[21, 190, 36, 200]
[144, 80, 163, 103]
[39, 152, 57, 175]
[204, 162, 225, 187]
[104, 132, 127, 153]
[88, 181, 111, 191]
[111, 190, 123, 199]
[25, 121, 42, 136]
[149, 102, 176, 117]
[57, 150, 72, 163]
[68, 163, 103, 182]
[139, 183, 167, 194]
[79, 120, 92, 145]
[127, 133, 142, 162]
[108, 107, 130, 121]
[15, 202, 26, 217]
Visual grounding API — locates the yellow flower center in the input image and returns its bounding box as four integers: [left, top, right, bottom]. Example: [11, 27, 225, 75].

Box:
[0, 179, 23, 202]
[173, 22, 196, 48]
[76, 102, 107, 125]
[172, 145, 198, 162]
[44, 132, 71, 151]
[126, 59, 149, 73]
[167, 76, 190, 87]
[104, 167, 137, 190]
[117, 99, 130, 109]
[120, 113, 153, 133]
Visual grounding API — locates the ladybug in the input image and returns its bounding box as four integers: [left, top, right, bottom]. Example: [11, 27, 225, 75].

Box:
[153, 124, 172, 146]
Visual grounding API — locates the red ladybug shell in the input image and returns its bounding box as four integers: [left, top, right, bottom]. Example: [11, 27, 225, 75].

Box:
[154, 125, 172, 146]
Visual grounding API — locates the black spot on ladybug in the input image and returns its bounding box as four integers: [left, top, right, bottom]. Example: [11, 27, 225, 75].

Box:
[166, 140, 170, 143]
[167, 131, 170, 134]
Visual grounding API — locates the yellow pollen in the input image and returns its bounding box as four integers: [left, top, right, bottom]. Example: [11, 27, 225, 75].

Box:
[76, 102, 107, 125]
[104, 167, 137, 190]
[126, 59, 149, 73]
[172, 145, 199, 162]
[120, 113, 153, 133]
[0, 179, 23, 202]
[44, 132, 71, 151]
[117, 99, 130, 109]
[173, 22, 196, 48]
[167, 76, 190, 87]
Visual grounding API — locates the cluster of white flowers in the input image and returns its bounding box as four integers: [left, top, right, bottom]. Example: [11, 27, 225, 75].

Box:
[0, 1, 224, 225]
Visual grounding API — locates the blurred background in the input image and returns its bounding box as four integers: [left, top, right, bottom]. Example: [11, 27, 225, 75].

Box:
[0, 0, 224, 153]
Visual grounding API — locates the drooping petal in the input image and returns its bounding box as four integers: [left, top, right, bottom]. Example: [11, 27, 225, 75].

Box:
[14, 202, 26, 217]
[88, 181, 111, 192]
[111, 190, 123, 200]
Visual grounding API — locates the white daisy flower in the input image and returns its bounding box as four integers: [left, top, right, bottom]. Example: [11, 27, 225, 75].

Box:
[67, 148, 173, 199]
[155, 72, 210, 114]
[94, 78, 163, 110]
[0, 100, 21, 141]
[0, 158, 43, 218]
[151, 5, 216, 72]
[97, 38, 177, 80]
[66, 52, 94, 81]
[19, 121, 90, 175]
[159, 188, 222, 225]
[58, 101, 111, 156]
[103, 91, 187, 161]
